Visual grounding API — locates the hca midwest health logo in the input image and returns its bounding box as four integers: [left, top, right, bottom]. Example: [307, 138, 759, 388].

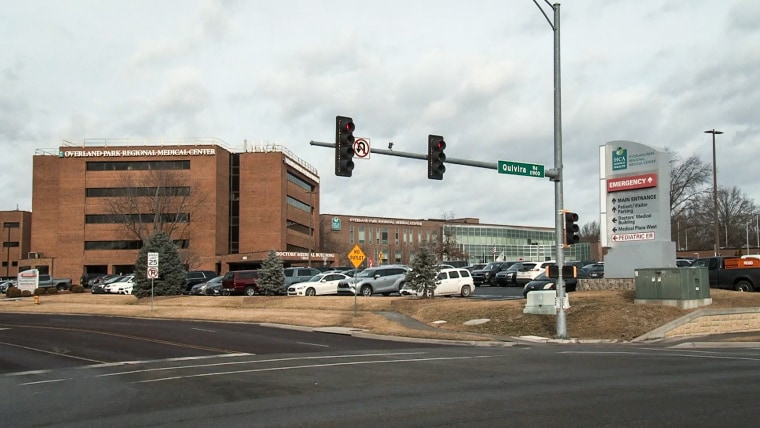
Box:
[612, 147, 627, 171]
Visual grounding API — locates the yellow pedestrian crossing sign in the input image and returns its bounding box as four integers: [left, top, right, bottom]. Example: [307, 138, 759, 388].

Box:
[348, 245, 366, 269]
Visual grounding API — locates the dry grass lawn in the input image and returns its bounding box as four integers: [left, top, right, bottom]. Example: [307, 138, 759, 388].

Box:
[2, 289, 760, 341]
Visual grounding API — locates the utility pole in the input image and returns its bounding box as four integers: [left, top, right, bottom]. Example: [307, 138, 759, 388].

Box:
[534, 0, 567, 339]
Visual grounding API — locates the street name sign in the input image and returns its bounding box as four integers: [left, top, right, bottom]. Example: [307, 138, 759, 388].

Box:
[498, 160, 545, 178]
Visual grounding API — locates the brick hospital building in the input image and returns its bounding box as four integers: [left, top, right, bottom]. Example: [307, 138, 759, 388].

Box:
[27, 139, 324, 281]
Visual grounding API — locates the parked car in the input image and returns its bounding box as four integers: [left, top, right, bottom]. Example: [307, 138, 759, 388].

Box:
[37, 274, 72, 291]
[523, 269, 591, 297]
[189, 275, 223, 296]
[400, 268, 475, 297]
[287, 272, 351, 296]
[582, 263, 605, 278]
[0, 280, 16, 293]
[514, 260, 556, 286]
[676, 258, 694, 267]
[337, 265, 410, 296]
[466, 263, 488, 273]
[221, 270, 260, 296]
[184, 270, 218, 294]
[103, 275, 135, 294]
[494, 262, 525, 287]
[92, 275, 128, 294]
[283, 267, 322, 286]
[88, 274, 120, 289]
[470, 261, 515, 286]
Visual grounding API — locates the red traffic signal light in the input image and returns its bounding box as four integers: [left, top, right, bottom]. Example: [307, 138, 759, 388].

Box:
[335, 116, 355, 177]
[428, 135, 446, 180]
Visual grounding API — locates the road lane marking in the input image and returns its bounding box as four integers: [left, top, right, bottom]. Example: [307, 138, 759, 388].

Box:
[0, 341, 105, 364]
[297, 342, 330, 347]
[20, 378, 71, 386]
[0, 323, 241, 354]
[89, 353, 254, 369]
[136, 354, 496, 383]
[98, 352, 428, 377]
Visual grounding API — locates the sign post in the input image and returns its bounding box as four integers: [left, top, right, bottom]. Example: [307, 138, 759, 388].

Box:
[147, 252, 159, 311]
[347, 245, 366, 316]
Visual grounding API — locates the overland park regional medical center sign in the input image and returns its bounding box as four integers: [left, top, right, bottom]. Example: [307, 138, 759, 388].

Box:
[600, 142, 670, 247]
[600, 141, 674, 278]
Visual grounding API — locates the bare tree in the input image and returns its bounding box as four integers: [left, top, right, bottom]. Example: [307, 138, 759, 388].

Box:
[319, 221, 353, 265]
[678, 186, 757, 250]
[580, 220, 600, 243]
[668, 150, 711, 245]
[668, 150, 711, 219]
[440, 211, 468, 262]
[107, 169, 208, 268]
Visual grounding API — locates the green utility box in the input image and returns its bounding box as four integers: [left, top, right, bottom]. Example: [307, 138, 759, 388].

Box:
[634, 267, 711, 308]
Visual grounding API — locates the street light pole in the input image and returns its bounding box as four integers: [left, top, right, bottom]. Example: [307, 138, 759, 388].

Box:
[705, 129, 723, 256]
[533, 1, 567, 339]
[747, 221, 750, 256]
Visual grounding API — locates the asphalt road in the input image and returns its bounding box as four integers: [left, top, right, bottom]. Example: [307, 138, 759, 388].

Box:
[3, 313, 760, 427]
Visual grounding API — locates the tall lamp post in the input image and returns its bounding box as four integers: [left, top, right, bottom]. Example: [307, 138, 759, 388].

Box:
[534, 1, 567, 338]
[705, 129, 723, 256]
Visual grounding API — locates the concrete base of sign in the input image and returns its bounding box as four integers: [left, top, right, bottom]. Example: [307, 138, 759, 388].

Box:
[634, 297, 713, 310]
[604, 241, 676, 278]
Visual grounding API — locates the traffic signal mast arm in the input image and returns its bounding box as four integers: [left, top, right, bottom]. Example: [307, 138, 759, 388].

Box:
[311, 140, 560, 178]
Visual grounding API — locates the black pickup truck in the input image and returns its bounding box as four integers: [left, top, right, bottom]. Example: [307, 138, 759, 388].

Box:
[691, 257, 760, 292]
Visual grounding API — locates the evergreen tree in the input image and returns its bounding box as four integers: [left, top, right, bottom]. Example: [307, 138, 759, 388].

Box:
[133, 231, 186, 298]
[258, 250, 286, 295]
[404, 245, 439, 298]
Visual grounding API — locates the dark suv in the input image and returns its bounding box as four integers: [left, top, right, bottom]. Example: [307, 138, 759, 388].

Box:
[471, 261, 515, 286]
[221, 270, 260, 296]
[184, 270, 218, 293]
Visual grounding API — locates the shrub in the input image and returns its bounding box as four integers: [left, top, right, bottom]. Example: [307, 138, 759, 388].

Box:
[21, 290, 32, 297]
[70, 284, 85, 293]
[6, 287, 21, 298]
[34, 288, 46, 295]
[46, 287, 58, 295]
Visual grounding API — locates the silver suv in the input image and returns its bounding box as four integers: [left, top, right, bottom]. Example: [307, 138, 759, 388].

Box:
[284, 267, 322, 286]
[336, 265, 410, 297]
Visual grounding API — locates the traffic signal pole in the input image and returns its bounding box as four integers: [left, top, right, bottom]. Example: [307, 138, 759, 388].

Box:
[534, 1, 568, 339]
[311, 140, 519, 171]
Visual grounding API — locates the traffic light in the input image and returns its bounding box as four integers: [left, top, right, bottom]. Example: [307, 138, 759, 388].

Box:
[335, 116, 355, 177]
[547, 265, 577, 279]
[427, 134, 446, 180]
[564, 211, 580, 246]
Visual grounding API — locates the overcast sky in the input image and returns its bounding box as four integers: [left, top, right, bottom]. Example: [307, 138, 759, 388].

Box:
[2, 0, 758, 229]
